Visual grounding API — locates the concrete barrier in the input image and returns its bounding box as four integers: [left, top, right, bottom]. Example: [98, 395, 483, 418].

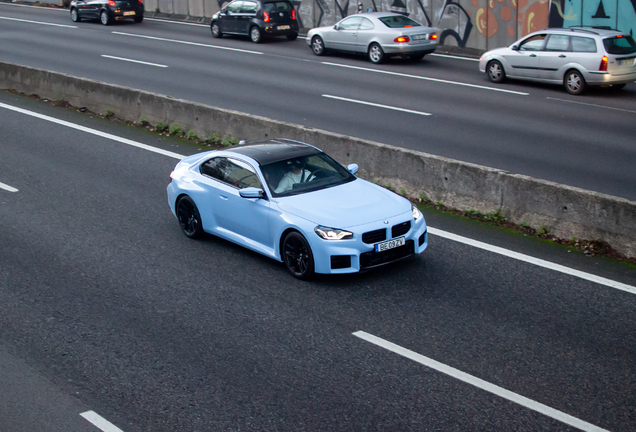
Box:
[2, 61, 635, 258]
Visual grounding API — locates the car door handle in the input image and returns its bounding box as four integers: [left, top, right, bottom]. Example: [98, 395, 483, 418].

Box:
[559, 54, 566, 58]
[220, 194, 228, 200]
[529, 54, 537, 57]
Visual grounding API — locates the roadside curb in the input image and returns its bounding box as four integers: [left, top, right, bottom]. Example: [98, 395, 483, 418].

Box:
[1, 61, 634, 258]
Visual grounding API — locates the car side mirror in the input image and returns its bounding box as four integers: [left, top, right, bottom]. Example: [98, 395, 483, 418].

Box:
[239, 187, 264, 199]
[347, 163, 359, 175]
[334, 24, 340, 30]
[512, 45, 519, 51]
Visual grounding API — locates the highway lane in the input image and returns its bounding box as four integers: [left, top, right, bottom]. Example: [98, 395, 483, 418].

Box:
[1, 3, 636, 202]
[2, 92, 636, 431]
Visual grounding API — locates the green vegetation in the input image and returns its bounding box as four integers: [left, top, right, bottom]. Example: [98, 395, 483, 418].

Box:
[169, 123, 183, 136]
[155, 121, 168, 132]
[221, 136, 238, 147]
[186, 130, 198, 141]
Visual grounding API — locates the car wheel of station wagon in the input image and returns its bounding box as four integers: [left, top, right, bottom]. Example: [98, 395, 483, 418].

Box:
[368, 43, 384, 64]
[100, 10, 110, 25]
[211, 22, 222, 38]
[311, 36, 325, 56]
[283, 231, 314, 280]
[487, 60, 505, 83]
[176, 196, 204, 239]
[250, 26, 262, 43]
[70, 8, 80, 22]
[564, 70, 586, 95]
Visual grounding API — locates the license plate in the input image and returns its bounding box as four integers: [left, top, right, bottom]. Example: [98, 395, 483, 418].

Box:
[412, 34, 427, 40]
[374, 237, 405, 253]
[619, 58, 634, 65]
[123, 11, 135, 16]
[277, 25, 290, 30]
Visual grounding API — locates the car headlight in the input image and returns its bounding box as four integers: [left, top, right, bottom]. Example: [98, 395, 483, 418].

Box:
[412, 204, 421, 220]
[315, 225, 353, 240]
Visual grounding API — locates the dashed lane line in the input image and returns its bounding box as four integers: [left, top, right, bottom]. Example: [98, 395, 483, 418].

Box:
[0, 15, 76, 28]
[323, 94, 432, 116]
[0, 181, 19, 193]
[101, 54, 168, 68]
[80, 411, 125, 432]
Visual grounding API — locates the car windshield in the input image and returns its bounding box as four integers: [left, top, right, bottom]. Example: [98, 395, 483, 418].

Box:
[379, 15, 422, 28]
[263, 1, 292, 12]
[603, 35, 636, 55]
[261, 152, 356, 197]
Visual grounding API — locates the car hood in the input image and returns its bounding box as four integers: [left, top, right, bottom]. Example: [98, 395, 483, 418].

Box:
[274, 179, 411, 229]
[484, 46, 511, 57]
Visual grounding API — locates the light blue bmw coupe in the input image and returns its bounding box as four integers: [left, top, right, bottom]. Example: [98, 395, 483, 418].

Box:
[167, 139, 428, 279]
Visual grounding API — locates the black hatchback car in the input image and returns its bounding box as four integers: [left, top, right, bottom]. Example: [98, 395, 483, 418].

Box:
[211, 0, 299, 43]
[70, 0, 144, 25]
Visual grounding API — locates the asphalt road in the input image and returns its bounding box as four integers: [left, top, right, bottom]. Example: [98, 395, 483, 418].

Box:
[1, 3, 636, 201]
[2, 91, 636, 431]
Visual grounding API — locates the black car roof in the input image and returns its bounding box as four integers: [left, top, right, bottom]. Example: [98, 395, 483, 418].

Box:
[224, 139, 321, 165]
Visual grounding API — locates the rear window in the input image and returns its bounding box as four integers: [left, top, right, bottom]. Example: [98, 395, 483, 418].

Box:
[263, 1, 292, 12]
[379, 15, 422, 28]
[603, 35, 636, 55]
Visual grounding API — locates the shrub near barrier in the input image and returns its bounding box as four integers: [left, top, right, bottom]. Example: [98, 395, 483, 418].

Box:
[1, 61, 635, 258]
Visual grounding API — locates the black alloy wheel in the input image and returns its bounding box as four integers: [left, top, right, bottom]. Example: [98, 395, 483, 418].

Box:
[100, 10, 110, 25]
[487, 60, 505, 83]
[283, 232, 314, 279]
[250, 26, 262, 43]
[70, 8, 80, 22]
[176, 196, 204, 239]
[368, 43, 384, 64]
[211, 22, 222, 38]
[134, 15, 143, 23]
[564, 69, 586, 95]
[311, 36, 325, 56]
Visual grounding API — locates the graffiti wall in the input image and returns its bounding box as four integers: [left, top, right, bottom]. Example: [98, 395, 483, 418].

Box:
[145, 0, 636, 51]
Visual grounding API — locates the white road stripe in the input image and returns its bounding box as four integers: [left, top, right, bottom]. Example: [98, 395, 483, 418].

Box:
[111, 31, 264, 55]
[80, 411, 125, 432]
[428, 227, 636, 295]
[430, 53, 479, 61]
[0, 181, 19, 193]
[322, 62, 529, 95]
[0, 15, 77, 28]
[0, 102, 185, 160]
[547, 97, 636, 114]
[353, 331, 610, 432]
[101, 54, 168, 68]
[0, 3, 68, 11]
[323, 94, 431, 116]
[1, 102, 634, 295]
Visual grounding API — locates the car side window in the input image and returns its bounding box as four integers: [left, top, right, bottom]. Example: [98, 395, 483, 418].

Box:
[571, 36, 597, 53]
[358, 17, 374, 30]
[201, 157, 263, 189]
[519, 34, 547, 51]
[545, 34, 570, 52]
[241, 1, 257, 13]
[226, 1, 242, 14]
[337, 16, 362, 30]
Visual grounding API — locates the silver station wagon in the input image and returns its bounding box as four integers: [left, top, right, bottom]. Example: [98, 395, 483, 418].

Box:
[479, 27, 636, 94]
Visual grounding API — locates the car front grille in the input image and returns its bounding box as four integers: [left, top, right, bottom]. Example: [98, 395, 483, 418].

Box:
[360, 240, 414, 269]
[391, 221, 411, 238]
[362, 229, 386, 244]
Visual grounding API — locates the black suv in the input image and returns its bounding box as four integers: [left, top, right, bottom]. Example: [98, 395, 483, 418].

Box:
[70, 0, 144, 25]
[211, 0, 299, 43]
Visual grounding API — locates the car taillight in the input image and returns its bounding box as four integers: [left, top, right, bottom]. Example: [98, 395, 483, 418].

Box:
[263, 11, 269, 22]
[430, 33, 438, 40]
[600, 55, 608, 71]
[394, 36, 410, 43]
[291, 9, 296, 20]
[108, 0, 116, 6]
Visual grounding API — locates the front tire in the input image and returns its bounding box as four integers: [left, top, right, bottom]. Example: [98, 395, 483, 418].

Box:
[368, 43, 384, 64]
[282, 232, 315, 280]
[311, 36, 326, 56]
[100, 10, 110, 26]
[564, 70, 586, 95]
[211, 21, 222, 38]
[176, 196, 204, 239]
[250, 26, 262, 43]
[487, 60, 505, 83]
[70, 8, 81, 22]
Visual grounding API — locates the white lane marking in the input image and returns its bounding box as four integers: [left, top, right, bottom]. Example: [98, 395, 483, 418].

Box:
[144, 17, 208, 27]
[322, 62, 529, 95]
[428, 227, 636, 295]
[323, 94, 432, 116]
[2, 101, 634, 294]
[0, 3, 68, 11]
[0, 102, 185, 160]
[547, 97, 636, 114]
[0, 181, 19, 193]
[353, 331, 610, 432]
[101, 54, 168, 68]
[111, 31, 264, 55]
[0, 15, 77, 28]
[430, 53, 479, 62]
[80, 411, 125, 432]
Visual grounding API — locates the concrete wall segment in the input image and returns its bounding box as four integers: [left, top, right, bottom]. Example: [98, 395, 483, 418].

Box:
[1, 61, 634, 257]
